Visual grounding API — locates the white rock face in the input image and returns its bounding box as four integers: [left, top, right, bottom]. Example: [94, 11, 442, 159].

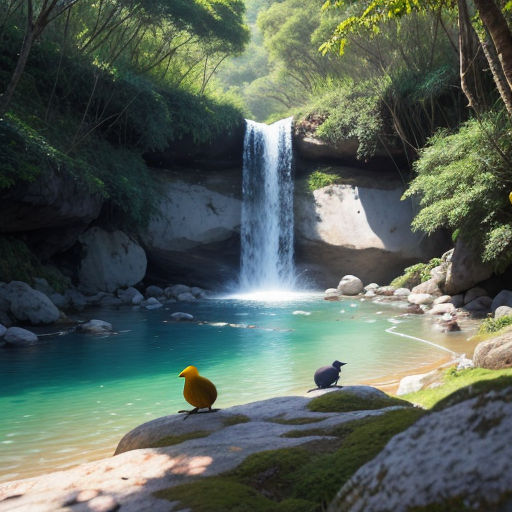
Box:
[6, 281, 60, 325]
[4, 326, 38, 345]
[78, 227, 147, 293]
[295, 181, 446, 285]
[78, 319, 113, 334]
[337, 275, 363, 295]
[329, 388, 512, 511]
[407, 293, 434, 305]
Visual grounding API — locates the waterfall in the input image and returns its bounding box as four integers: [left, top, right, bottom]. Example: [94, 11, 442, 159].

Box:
[240, 117, 295, 291]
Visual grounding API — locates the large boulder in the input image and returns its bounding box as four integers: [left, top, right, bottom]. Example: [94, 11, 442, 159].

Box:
[491, 290, 512, 313]
[337, 275, 363, 295]
[78, 227, 147, 293]
[5, 281, 60, 325]
[4, 326, 39, 345]
[329, 387, 512, 511]
[443, 240, 493, 295]
[473, 333, 512, 369]
[464, 295, 492, 313]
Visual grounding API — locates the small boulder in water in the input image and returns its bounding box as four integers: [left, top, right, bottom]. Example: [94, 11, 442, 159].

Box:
[171, 312, 194, 321]
[4, 327, 39, 346]
[337, 275, 363, 296]
[177, 292, 196, 302]
[169, 284, 191, 297]
[364, 283, 379, 291]
[78, 319, 113, 334]
[142, 297, 162, 310]
[324, 288, 340, 301]
[145, 285, 163, 298]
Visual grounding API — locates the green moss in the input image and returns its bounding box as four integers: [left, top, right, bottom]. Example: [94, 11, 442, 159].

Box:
[147, 430, 212, 449]
[155, 409, 423, 511]
[478, 315, 512, 335]
[269, 416, 324, 425]
[307, 170, 342, 191]
[307, 390, 412, 413]
[0, 236, 70, 292]
[409, 491, 512, 511]
[390, 257, 442, 289]
[404, 368, 512, 410]
[223, 415, 251, 427]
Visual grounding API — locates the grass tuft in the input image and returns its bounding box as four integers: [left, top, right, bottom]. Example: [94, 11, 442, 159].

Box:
[223, 415, 251, 427]
[307, 390, 412, 413]
[147, 430, 212, 449]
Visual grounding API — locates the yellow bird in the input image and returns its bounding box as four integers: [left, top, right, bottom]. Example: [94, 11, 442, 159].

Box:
[178, 365, 218, 414]
[509, 191, 512, 205]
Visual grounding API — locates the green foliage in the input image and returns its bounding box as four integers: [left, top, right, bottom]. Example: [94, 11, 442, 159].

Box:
[307, 389, 412, 412]
[403, 368, 512, 410]
[478, 315, 512, 335]
[155, 408, 423, 511]
[307, 170, 342, 191]
[0, 236, 70, 292]
[390, 257, 442, 289]
[403, 113, 512, 271]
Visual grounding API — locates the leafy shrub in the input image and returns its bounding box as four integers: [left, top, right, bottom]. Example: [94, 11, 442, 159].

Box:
[403, 113, 512, 272]
[307, 170, 341, 191]
[478, 315, 512, 335]
[390, 257, 442, 289]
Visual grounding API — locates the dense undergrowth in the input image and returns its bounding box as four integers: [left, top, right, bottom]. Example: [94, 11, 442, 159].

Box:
[390, 257, 443, 289]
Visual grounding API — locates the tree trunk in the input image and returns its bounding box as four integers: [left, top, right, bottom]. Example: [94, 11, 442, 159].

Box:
[481, 37, 512, 116]
[474, 0, 512, 95]
[457, 0, 483, 113]
[0, 26, 35, 117]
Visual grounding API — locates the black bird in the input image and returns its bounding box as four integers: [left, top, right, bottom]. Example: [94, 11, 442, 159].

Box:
[311, 360, 347, 390]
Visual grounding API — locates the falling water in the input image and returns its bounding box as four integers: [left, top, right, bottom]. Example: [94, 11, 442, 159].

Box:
[240, 117, 295, 291]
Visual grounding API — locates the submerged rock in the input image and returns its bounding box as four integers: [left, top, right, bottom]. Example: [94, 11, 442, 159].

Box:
[170, 312, 194, 321]
[78, 319, 113, 334]
[4, 326, 39, 345]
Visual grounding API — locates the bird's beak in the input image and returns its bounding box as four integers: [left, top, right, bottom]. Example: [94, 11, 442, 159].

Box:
[179, 371, 185, 378]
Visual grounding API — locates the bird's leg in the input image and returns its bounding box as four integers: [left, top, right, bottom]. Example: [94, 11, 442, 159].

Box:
[307, 387, 321, 393]
[178, 408, 199, 414]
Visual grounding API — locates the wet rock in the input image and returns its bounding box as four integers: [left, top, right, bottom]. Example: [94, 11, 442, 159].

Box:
[170, 312, 194, 321]
[99, 295, 123, 307]
[364, 290, 376, 298]
[464, 296, 492, 313]
[337, 275, 364, 296]
[78, 319, 113, 334]
[177, 292, 197, 302]
[4, 326, 39, 345]
[495, 305, 512, 319]
[6, 281, 60, 325]
[0, 323, 6, 337]
[450, 294, 464, 308]
[407, 293, 434, 305]
[145, 285, 163, 298]
[393, 288, 410, 297]
[405, 304, 424, 314]
[463, 287, 488, 305]
[325, 288, 340, 301]
[364, 283, 379, 291]
[375, 286, 395, 296]
[433, 295, 451, 305]
[329, 388, 512, 511]
[190, 286, 206, 298]
[427, 303, 456, 315]
[142, 297, 162, 310]
[437, 313, 460, 332]
[170, 284, 191, 296]
[473, 334, 512, 369]
[117, 287, 144, 305]
[491, 290, 512, 313]
[78, 227, 147, 293]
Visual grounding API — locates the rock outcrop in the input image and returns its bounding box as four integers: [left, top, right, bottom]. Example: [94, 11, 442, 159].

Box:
[78, 227, 147, 293]
[294, 168, 447, 286]
[473, 332, 512, 369]
[329, 387, 512, 511]
[141, 171, 242, 288]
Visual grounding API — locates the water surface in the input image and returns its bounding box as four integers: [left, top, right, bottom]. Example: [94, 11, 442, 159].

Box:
[0, 295, 476, 482]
